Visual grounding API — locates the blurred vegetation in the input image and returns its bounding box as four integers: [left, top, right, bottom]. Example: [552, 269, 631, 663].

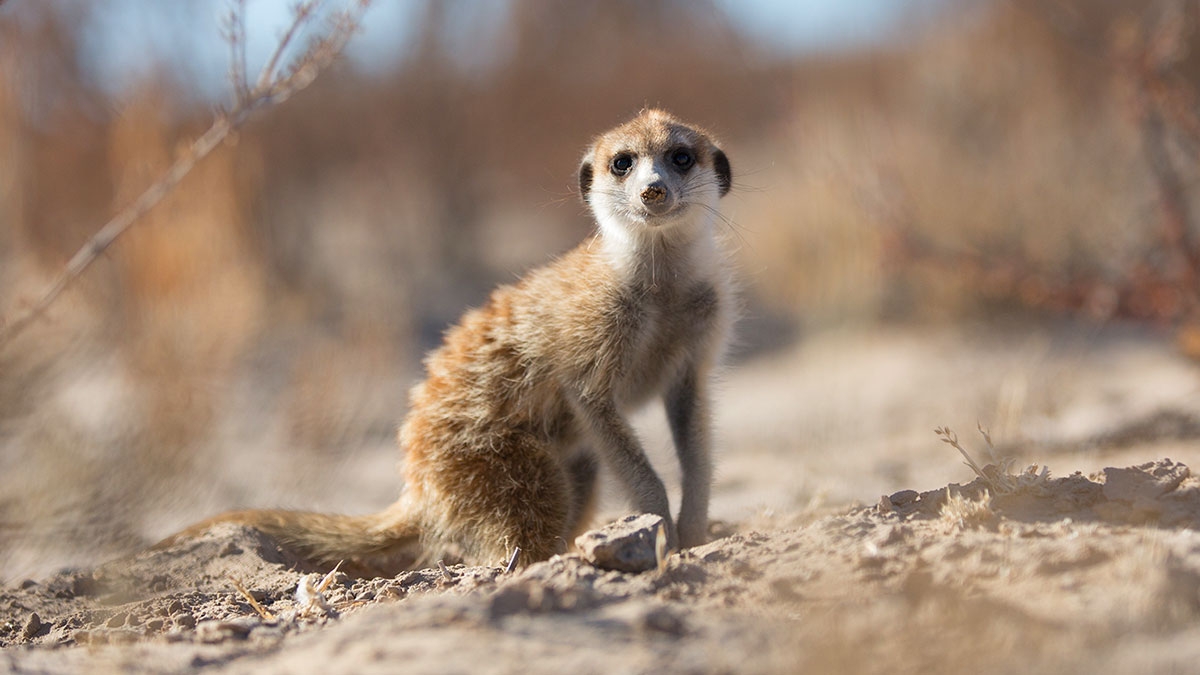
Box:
[3, 0, 1200, 579]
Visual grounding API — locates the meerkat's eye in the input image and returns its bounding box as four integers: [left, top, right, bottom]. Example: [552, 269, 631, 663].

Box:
[610, 154, 634, 176]
[671, 149, 694, 170]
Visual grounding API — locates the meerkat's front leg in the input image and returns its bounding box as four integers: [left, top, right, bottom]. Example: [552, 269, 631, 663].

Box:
[569, 393, 677, 546]
[665, 365, 713, 548]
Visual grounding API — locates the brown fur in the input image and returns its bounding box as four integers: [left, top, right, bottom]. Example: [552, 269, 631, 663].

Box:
[159, 109, 734, 574]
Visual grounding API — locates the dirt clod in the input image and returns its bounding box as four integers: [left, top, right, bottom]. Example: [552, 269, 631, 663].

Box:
[1103, 459, 1190, 502]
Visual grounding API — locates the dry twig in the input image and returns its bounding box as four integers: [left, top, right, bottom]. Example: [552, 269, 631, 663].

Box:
[229, 576, 276, 621]
[504, 546, 522, 574]
[0, 0, 373, 349]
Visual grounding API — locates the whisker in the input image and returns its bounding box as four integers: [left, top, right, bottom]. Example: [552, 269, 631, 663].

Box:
[694, 202, 753, 254]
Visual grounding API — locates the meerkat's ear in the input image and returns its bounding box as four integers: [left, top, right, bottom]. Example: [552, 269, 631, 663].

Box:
[579, 155, 595, 202]
[711, 147, 731, 197]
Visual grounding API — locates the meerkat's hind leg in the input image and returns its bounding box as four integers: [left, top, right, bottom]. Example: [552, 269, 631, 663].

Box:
[432, 434, 573, 567]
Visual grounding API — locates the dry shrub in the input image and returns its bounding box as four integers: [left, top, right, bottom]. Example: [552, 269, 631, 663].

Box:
[939, 489, 997, 530]
[738, 2, 1158, 326]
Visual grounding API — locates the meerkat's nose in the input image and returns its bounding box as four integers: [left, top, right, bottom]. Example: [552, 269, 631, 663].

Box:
[640, 182, 667, 205]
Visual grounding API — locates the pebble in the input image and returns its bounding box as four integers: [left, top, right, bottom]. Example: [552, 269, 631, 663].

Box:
[20, 613, 41, 640]
[575, 514, 666, 573]
[195, 619, 254, 643]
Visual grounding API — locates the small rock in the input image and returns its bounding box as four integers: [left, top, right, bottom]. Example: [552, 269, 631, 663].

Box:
[19, 579, 36, 590]
[639, 606, 686, 636]
[20, 613, 42, 640]
[250, 623, 288, 642]
[70, 573, 98, 597]
[174, 613, 196, 629]
[145, 618, 165, 632]
[195, 619, 253, 644]
[378, 586, 405, 601]
[106, 612, 128, 628]
[889, 490, 919, 506]
[729, 559, 761, 581]
[167, 600, 184, 616]
[575, 514, 666, 573]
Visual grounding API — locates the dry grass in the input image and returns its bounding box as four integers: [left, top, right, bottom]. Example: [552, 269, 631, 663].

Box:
[295, 561, 343, 618]
[935, 424, 1051, 496]
[939, 489, 997, 531]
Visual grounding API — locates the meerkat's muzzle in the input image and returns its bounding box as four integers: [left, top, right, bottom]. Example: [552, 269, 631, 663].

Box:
[640, 181, 673, 216]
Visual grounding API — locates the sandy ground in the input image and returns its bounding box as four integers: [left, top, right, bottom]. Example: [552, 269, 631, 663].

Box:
[5, 319, 1200, 673]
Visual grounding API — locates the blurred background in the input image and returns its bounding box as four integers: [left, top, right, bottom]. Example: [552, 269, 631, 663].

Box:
[4, 0, 1200, 581]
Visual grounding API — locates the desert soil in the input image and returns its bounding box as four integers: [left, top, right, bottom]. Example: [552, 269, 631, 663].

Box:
[5, 320, 1200, 674]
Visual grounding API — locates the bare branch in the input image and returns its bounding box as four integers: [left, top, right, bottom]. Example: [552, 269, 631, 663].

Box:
[222, 0, 250, 102]
[0, 0, 373, 349]
[255, 0, 324, 95]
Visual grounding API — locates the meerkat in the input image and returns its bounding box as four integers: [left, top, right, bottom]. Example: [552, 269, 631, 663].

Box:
[161, 109, 735, 575]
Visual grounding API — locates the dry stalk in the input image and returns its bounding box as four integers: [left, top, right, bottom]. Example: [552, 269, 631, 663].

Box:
[229, 576, 276, 621]
[935, 424, 1050, 495]
[935, 426, 988, 481]
[0, 0, 373, 350]
[317, 560, 344, 593]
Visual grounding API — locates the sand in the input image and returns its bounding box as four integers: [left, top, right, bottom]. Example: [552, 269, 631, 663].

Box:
[5, 321, 1200, 673]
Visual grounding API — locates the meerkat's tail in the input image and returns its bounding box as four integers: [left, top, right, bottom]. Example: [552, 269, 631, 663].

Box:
[155, 498, 425, 577]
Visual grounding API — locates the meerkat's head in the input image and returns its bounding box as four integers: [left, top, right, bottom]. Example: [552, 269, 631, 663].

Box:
[579, 109, 731, 240]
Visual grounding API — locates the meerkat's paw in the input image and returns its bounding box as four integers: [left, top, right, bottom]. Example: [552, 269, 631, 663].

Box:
[676, 516, 708, 550]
